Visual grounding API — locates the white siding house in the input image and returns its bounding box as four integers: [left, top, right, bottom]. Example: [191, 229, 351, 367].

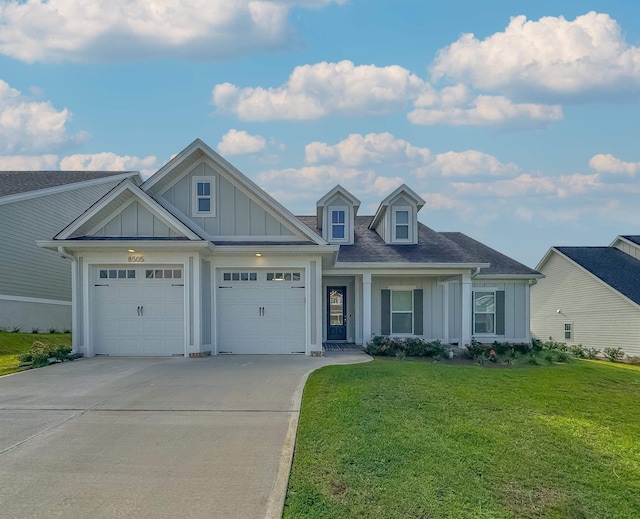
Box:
[0, 171, 140, 332]
[531, 238, 640, 357]
[36, 139, 542, 357]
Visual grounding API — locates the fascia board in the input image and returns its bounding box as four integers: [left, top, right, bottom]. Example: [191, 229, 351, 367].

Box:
[333, 261, 490, 269]
[37, 239, 213, 252]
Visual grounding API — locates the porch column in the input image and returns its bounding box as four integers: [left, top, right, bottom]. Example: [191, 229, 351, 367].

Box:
[355, 275, 362, 345]
[362, 273, 372, 344]
[461, 272, 472, 347]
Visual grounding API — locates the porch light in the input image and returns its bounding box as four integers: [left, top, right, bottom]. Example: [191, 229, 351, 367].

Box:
[128, 249, 135, 253]
[256, 253, 262, 257]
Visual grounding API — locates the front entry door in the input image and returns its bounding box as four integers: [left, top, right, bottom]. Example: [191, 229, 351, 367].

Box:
[327, 286, 347, 341]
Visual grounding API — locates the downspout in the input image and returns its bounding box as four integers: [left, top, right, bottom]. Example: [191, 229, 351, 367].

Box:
[57, 246, 74, 261]
[471, 266, 481, 279]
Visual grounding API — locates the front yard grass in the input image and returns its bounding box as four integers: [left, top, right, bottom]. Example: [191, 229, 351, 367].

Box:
[0, 332, 72, 376]
[284, 359, 640, 518]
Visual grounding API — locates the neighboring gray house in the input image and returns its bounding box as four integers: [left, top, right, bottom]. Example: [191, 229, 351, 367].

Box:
[531, 236, 640, 357]
[0, 171, 141, 331]
[37, 139, 541, 357]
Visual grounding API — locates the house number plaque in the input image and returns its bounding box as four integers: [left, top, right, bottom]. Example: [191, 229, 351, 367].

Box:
[128, 255, 145, 262]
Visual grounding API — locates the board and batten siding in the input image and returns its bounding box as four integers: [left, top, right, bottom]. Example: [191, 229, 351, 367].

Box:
[0, 182, 122, 302]
[472, 280, 529, 341]
[91, 201, 182, 237]
[612, 239, 640, 260]
[531, 251, 640, 356]
[159, 161, 293, 238]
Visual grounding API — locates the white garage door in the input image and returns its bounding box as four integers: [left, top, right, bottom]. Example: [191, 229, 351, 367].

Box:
[217, 270, 306, 354]
[93, 266, 184, 356]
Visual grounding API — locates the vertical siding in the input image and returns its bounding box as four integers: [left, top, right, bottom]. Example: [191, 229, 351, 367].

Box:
[92, 201, 173, 237]
[448, 282, 462, 340]
[472, 280, 529, 341]
[531, 251, 640, 356]
[613, 240, 640, 260]
[158, 160, 294, 238]
[0, 181, 121, 302]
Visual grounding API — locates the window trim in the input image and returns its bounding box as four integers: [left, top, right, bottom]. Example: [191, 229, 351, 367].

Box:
[192, 176, 216, 217]
[390, 289, 414, 335]
[392, 206, 411, 243]
[329, 207, 348, 242]
[564, 322, 572, 341]
[473, 289, 496, 335]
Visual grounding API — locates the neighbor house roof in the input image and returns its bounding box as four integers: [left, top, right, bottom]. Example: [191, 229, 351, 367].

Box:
[620, 235, 640, 246]
[441, 232, 541, 276]
[555, 246, 640, 305]
[0, 171, 136, 198]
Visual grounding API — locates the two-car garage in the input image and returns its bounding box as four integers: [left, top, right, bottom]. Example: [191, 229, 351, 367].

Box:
[91, 265, 307, 356]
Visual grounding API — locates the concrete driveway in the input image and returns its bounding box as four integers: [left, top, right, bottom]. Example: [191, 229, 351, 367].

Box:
[0, 353, 369, 519]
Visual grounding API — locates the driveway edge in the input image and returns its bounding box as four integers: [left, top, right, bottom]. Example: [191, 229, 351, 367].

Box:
[264, 353, 372, 519]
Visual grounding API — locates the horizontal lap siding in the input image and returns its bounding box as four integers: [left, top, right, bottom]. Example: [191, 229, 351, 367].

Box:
[531, 252, 640, 356]
[0, 182, 120, 301]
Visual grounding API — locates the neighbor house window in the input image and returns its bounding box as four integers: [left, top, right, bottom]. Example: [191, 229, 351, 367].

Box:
[473, 291, 495, 334]
[393, 207, 410, 241]
[331, 209, 346, 240]
[564, 323, 572, 340]
[192, 176, 215, 216]
[391, 290, 413, 334]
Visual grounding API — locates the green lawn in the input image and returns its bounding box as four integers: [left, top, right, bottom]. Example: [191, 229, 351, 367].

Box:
[0, 332, 72, 376]
[284, 359, 640, 518]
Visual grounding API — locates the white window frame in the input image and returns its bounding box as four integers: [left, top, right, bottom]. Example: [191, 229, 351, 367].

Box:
[564, 322, 572, 341]
[330, 207, 348, 242]
[192, 176, 216, 217]
[473, 290, 496, 335]
[391, 289, 414, 335]
[392, 206, 411, 243]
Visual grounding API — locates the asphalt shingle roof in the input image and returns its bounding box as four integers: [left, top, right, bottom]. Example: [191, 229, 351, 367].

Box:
[0, 171, 135, 198]
[621, 235, 640, 246]
[296, 215, 539, 275]
[556, 246, 640, 305]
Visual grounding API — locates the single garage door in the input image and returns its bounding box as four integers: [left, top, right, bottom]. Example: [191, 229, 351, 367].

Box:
[93, 265, 184, 356]
[217, 269, 306, 354]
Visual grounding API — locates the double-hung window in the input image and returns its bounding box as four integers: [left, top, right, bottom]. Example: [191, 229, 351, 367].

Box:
[331, 209, 346, 240]
[393, 207, 410, 241]
[564, 323, 572, 340]
[192, 176, 215, 217]
[391, 290, 413, 334]
[473, 291, 495, 334]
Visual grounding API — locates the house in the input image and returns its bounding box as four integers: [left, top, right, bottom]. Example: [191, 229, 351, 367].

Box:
[531, 236, 640, 357]
[37, 139, 542, 356]
[0, 170, 141, 332]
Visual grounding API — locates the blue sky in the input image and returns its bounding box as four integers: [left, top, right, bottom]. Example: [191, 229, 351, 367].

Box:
[0, 0, 638, 268]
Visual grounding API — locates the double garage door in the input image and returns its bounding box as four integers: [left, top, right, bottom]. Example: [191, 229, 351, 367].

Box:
[92, 265, 306, 356]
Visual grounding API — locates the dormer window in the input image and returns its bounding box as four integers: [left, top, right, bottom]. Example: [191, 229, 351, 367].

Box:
[393, 207, 411, 242]
[331, 209, 346, 240]
[192, 176, 215, 217]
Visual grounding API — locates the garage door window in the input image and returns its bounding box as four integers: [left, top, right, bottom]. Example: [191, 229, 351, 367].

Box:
[266, 272, 301, 281]
[99, 269, 135, 279]
[223, 272, 258, 281]
[146, 269, 182, 279]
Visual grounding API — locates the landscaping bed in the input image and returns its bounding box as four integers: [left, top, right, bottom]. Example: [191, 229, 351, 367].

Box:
[0, 332, 73, 376]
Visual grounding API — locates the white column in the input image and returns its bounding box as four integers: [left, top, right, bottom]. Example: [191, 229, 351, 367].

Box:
[461, 272, 472, 347]
[362, 273, 372, 344]
[355, 275, 362, 345]
[442, 282, 449, 344]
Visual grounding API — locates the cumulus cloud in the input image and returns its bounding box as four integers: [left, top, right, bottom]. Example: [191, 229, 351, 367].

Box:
[212, 60, 426, 120]
[414, 150, 519, 177]
[0, 154, 59, 170]
[589, 153, 639, 175]
[59, 152, 158, 176]
[0, 0, 345, 63]
[452, 173, 601, 198]
[431, 12, 640, 99]
[0, 80, 88, 153]
[217, 129, 266, 155]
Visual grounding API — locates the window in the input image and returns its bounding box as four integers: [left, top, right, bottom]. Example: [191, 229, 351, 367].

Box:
[145, 269, 182, 279]
[223, 272, 257, 282]
[393, 208, 410, 241]
[331, 209, 346, 240]
[391, 290, 413, 334]
[99, 269, 135, 279]
[473, 291, 495, 334]
[192, 176, 215, 217]
[564, 323, 572, 340]
[266, 271, 301, 281]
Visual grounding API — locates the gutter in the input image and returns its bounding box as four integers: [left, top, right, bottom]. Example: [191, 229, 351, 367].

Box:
[57, 246, 75, 261]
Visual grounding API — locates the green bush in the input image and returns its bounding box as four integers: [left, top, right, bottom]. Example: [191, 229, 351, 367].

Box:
[16, 341, 72, 369]
[569, 344, 586, 358]
[465, 340, 531, 360]
[584, 347, 601, 359]
[603, 347, 625, 363]
[531, 337, 544, 352]
[365, 337, 444, 358]
[626, 356, 640, 366]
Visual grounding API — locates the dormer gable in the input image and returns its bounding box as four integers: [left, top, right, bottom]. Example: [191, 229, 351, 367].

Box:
[369, 184, 425, 245]
[316, 185, 360, 245]
[610, 235, 640, 260]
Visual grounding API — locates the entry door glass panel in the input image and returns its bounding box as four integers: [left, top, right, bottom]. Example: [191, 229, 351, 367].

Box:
[327, 286, 347, 341]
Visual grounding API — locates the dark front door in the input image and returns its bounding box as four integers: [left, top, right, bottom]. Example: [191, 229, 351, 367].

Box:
[327, 286, 347, 341]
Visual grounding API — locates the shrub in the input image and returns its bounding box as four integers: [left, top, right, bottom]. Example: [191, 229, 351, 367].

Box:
[556, 351, 571, 363]
[626, 356, 640, 366]
[584, 347, 601, 360]
[10, 326, 20, 333]
[48, 327, 57, 334]
[569, 344, 586, 358]
[31, 328, 40, 334]
[365, 337, 444, 358]
[16, 341, 72, 369]
[531, 337, 544, 352]
[603, 347, 625, 363]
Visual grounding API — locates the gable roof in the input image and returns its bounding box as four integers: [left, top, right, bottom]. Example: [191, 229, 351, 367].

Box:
[441, 232, 541, 277]
[0, 171, 139, 199]
[619, 235, 640, 246]
[554, 246, 640, 305]
[369, 184, 426, 230]
[316, 184, 361, 208]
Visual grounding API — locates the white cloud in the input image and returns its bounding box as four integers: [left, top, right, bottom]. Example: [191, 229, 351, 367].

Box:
[415, 150, 519, 177]
[59, 153, 158, 176]
[452, 173, 601, 198]
[421, 193, 460, 211]
[0, 154, 58, 170]
[213, 60, 426, 120]
[431, 12, 640, 99]
[0, 1, 344, 63]
[217, 129, 266, 156]
[589, 153, 639, 175]
[409, 94, 562, 127]
[0, 80, 88, 153]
